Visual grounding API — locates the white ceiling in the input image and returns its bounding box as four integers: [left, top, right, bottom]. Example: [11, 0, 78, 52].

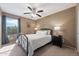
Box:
[0, 3, 76, 20]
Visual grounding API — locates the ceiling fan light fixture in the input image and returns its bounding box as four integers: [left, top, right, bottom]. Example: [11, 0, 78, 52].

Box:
[31, 13, 36, 17]
[24, 6, 43, 18]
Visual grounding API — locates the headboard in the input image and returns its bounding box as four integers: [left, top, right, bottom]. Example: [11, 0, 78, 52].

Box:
[40, 28, 53, 35]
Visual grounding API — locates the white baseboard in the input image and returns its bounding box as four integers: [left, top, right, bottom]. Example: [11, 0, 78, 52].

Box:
[63, 44, 76, 50]
[61, 44, 79, 55]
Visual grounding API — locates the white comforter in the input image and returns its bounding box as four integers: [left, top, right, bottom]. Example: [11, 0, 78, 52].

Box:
[16, 34, 51, 56]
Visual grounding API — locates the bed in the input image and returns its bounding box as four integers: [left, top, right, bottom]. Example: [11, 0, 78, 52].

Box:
[16, 28, 53, 56]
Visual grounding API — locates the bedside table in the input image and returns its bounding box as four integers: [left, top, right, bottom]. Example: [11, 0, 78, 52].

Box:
[52, 35, 63, 48]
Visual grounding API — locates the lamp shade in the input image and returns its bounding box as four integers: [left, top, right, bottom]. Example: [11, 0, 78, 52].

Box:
[35, 28, 38, 30]
[54, 26, 61, 30]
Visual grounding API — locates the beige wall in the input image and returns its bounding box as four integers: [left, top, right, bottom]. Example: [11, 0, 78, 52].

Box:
[36, 7, 76, 48]
[76, 4, 79, 52]
[0, 8, 2, 48]
[21, 18, 36, 34]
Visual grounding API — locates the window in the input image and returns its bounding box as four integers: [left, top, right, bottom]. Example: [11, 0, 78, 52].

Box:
[2, 16, 21, 44]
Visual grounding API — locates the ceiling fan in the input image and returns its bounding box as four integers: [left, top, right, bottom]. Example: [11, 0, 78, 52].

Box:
[24, 6, 44, 17]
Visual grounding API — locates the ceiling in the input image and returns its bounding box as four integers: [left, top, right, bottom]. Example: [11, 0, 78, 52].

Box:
[0, 3, 76, 20]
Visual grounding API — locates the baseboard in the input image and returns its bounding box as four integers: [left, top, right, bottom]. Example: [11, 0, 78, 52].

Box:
[63, 44, 79, 55]
[63, 44, 76, 50]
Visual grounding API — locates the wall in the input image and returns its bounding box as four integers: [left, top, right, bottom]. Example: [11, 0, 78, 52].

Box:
[0, 7, 2, 48]
[20, 18, 36, 34]
[36, 7, 76, 48]
[76, 4, 79, 52]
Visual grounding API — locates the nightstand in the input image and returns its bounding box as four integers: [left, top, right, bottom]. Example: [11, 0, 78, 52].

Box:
[52, 35, 63, 48]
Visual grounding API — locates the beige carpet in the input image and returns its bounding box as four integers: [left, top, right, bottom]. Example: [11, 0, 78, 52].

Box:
[0, 43, 26, 56]
[34, 44, 78, 56]
[0, 43, 78, 56]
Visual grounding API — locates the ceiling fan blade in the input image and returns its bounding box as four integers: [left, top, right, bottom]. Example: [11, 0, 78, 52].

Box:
[37, 10, 43, 13]
[28, 7, 32, 11]
[36, 14, 41, 17]
[24, 12, 31, 14]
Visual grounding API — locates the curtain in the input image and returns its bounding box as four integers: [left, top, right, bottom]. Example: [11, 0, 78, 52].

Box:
[2, 15, 9, 44]
[18, 18, 21, 33]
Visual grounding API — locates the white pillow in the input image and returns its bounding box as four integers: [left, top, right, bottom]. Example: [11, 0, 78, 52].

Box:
[36, 30, 48, 35]
[47, 30, 51, 35]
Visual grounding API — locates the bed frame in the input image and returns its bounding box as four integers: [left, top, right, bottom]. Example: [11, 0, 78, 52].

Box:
[17, 28, 53, 56]
[17, 33, 29, 56]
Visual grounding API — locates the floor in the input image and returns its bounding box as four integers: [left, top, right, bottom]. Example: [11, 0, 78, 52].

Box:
[0, 43, 26, 56]
[34, 44, 78, 56]
[0, 43, 78, 56]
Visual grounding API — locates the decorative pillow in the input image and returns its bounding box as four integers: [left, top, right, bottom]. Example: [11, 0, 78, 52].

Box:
[36, 30, 48, 35]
